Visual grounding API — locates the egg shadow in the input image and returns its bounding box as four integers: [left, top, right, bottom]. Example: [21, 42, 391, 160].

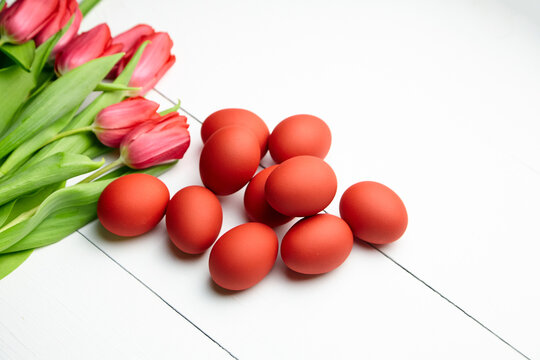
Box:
[217, 193, 244, 209]
[208, 277, 242, 296]
[167, 240, 205, 262]
[97, 223, 137, 242]
[240, 212, 251, 224]
[355, 238, 377, 251]
[283, 266, 325, 282]
[355, 237, 397, 251]
[274, 258, 324, 282]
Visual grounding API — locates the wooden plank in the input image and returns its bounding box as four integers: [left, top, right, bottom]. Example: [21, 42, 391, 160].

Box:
[0, 232, 232, 360]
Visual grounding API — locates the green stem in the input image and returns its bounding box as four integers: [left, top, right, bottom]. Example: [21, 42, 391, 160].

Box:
[41, 126, 93, 147]
[78, 158, 123, 184]
[0, 207, 38, 233]
[94, 82, 141, 93]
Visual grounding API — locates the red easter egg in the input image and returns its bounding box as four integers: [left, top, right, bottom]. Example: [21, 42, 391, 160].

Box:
[167, 186, 223, 254]
[209, 223, 278, 291]
[199, 126, 260, 195]
[244, 165, 293, 227]
[97, 174, 169, 237]
[268, 114, 331, 163]
[339, 181, 408, 244]
[281, 214, 353, 274]
[201, 108, 269, 157]
[265, 155, 337, 217]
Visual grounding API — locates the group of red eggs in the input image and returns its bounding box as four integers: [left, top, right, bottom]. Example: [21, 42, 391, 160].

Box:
[97, 109, 408, 291]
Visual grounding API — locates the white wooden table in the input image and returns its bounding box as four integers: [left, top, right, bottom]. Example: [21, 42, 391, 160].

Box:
[1, 0, 539, 358]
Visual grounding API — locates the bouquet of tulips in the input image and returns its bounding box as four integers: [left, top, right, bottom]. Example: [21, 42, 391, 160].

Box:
[0, 0, 190, 278]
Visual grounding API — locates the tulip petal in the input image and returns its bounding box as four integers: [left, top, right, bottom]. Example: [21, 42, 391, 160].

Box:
[159, 112, 188, 126]
[128, 32, 175, 95]
[138, 55, 175, 96]
[34, 0, 82, 55]
[95, 128, 131, 148]
[101, 42, 123, 57]
[124, 127, 190, 169]
[55, 23, 113, 75]
[112, 24, 155, 53]
[0, 0, 59, 43]
[135, 131, 190, 168]
[34, 0, 68, 46]
[94, 97, 160, 130]
[120, 114, 191, 169]
[93, 97, 161, 147]
[108, 24, 155, 79]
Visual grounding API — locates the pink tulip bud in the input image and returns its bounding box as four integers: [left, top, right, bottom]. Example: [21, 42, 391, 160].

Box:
[131, 32, 175, 95]
[112, 24, 155, 54]
[120, 112, 190, 169]
[107, 24, 155, 79]
[113, 31, 175, 95]
[0, 0, 59, 43]
[93, 97, 161, 148]
[34, 0, 82, 55]
[55, 23, 122, 75]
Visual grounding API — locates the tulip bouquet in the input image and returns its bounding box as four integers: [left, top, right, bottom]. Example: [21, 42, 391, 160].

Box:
[0, 0, 190, 278]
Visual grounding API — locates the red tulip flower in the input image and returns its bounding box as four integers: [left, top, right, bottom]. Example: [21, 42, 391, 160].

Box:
[55, 23, 122, 75]
[120, 112, 190, 169]
[34, 0, 82, 55]
[108, 24, 155, 78]
[110, 26, 175, 95]
[0, 0, 59, 44]
[112, 24, 155, 54]
[93, 97, 161, 148]
[129, 32, 175, 95]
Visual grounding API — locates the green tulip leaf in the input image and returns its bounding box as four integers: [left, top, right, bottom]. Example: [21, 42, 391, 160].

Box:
[4, 204, 97, 253]
[0, 41, 35, 71]
[0, 53, 123, 159]
[21, 133, 97, 171]
[101, 161, 177, 181]
[79, 0, 102, 16]
[0, 201, 15, 228]
[0, 152, 103, 207]
[82, 142, 110, 160]
[0, 182, 65, 228]
[27, 71, 55, 101]
[0, 65, 35, 136]
[0, 181, 109, 252]
[0, 249, 32, 280]
[0, 27, 67, 136]
[0, 106, 79, 175]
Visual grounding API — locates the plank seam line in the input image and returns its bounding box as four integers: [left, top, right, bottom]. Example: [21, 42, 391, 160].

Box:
[368, 245, 531, 360]
[76, 230, 239, 360]
[153, 87, 531, 360]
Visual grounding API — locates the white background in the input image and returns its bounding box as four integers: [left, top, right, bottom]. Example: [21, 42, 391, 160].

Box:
[1, 0, 539, 359]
